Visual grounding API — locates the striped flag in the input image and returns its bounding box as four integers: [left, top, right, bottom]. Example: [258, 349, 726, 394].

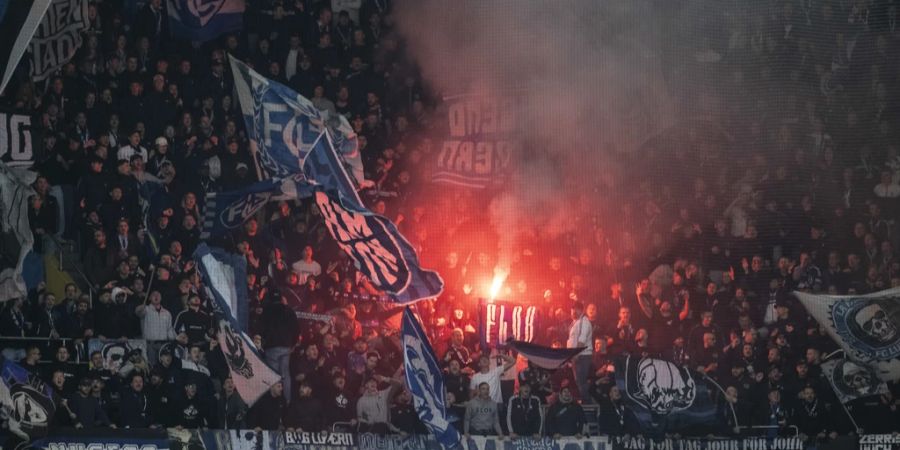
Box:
[507, 340, 585, 370]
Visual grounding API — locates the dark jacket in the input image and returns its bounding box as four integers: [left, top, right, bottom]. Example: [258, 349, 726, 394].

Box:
[69, 392, 112, 428]
[284, 396, 324, 431]
[118, 387, 152, 428]
[506, 394, 543, 436]
[262, 301, 300, 348]
[544, 400, 585, 437]
[247, 392, 286, 430]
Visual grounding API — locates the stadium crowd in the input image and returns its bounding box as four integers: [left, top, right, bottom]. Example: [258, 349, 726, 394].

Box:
[1, 0, 900, 444]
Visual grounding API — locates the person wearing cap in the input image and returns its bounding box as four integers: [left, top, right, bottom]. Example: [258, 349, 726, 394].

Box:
[69, 377, 114, 429]
[568, 301, 593, 403]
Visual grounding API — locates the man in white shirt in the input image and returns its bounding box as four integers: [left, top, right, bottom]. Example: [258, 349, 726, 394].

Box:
[117, 130, 148, 163]
[135, 290, 175, 341]
[284, 34, 303, 82]
[291, 245, 322, 285]
[568, 301, 593, 404]
[469, 353, 515, 405]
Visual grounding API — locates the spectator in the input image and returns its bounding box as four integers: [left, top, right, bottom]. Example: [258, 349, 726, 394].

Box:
[218, 377, 248, 430]
[248, 382, 286, 430]
[284, 380, 323, 432]
[69, 377, 114, 429]
[505, 383, 543, 439]
[464, 382, 504, 438]
[119, 373, 153, 429]
[135, 290, 175, 341]
[390, 389, 426, 435]
[261, 292, 300, 402]
[469, 354, 515, 405]
[173, 295, 210, 346]
[544, 386, 585, 438]
[596, 385, 633, 436]
[568, 301, 593, 403]
[356, 375, 402, 434]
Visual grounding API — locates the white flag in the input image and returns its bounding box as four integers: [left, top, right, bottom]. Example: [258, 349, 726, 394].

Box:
[795, 289, 900, 381]
[0, 161, 36, 302]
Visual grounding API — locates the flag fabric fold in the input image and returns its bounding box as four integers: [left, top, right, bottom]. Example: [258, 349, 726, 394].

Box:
[820, 357, 889, 404]
[0, 356, 57, 448]
[167, 0, 244, 42]
[614, 355, 727, 435]
[0, 161, 37, 302]
[0, 0, 53, 94]
[194, 243, 280, 405]
[402, 307, 461, 449]
[227, 56, 442, 304]
[794, 288, 900, 381]
[506, 340, 585, 370]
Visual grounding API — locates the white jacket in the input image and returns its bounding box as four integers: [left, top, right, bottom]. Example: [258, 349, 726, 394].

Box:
[136, 304, 176, 341]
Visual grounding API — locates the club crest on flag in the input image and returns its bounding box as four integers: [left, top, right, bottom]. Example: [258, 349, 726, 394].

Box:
[185, 0, 227, 26]
[831, 297, 900, 360]
[220, 191, 271, 228]
[221, 320, 253, 379]
[828, 359, 882, 400]
[623, 356, 697, 415]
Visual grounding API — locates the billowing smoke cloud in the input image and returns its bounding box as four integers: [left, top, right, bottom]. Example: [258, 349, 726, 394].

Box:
[395, 1, 678, 270]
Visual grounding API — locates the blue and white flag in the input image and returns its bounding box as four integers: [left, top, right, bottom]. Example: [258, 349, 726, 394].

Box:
[0, 356, 56, 448]
[194, 243, 280, 405]
[0, 162, 37, 302]
[308, 137, 444, 304]
[167, 0, 244, 42]
[614, 355, 729, 435]
[507, 340, 584, 370]
[795, 289, 900, 382]
[229, 55, 364, 185]
[402, 307, 461, 449]
[200, 173, 310, 239]
[229, 56, 442, 304]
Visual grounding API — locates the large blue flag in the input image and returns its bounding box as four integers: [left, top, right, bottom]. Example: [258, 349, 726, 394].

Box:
[614, 355, 730, 435]
[0, 356, 56, 448]
[402, 307, 461, 449]
[194, 243, 280, 405]
[167, 0, 244, 42]
[229, 56, 442, 304]
[229, 55, 363, 184]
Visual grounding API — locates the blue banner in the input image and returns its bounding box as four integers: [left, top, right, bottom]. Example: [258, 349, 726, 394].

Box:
[402, 307, 461, 449]
[200, 173, 310, 239]
[166, 0, 244, 42]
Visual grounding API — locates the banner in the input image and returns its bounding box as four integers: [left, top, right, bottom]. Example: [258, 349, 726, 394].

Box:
[820, 358, 889, 404]
[0, 0, 52, 94]
[611, 436, 803, 450]
[1, 109, 38, 167]
[0, 161, 37, 302]
[507, 340, 585, 370]
[167, 0, 244, 42]
[860, 435, 900, 450]
[402, 307, 461, 449]
[87, 339, 148, 374]
[614, 355, 729, 435]
[33, 428, 170, 450]
[28, 0, 88, 81]
[795, 289, 900, 381]
[479, 300, 539, 346]
[433, 95, 524, 189]
[194, 243, 280, 405]
[0, 356, 57, 449]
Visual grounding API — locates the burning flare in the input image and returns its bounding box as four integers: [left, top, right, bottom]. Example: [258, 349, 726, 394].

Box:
[489, 267, 509, 301]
